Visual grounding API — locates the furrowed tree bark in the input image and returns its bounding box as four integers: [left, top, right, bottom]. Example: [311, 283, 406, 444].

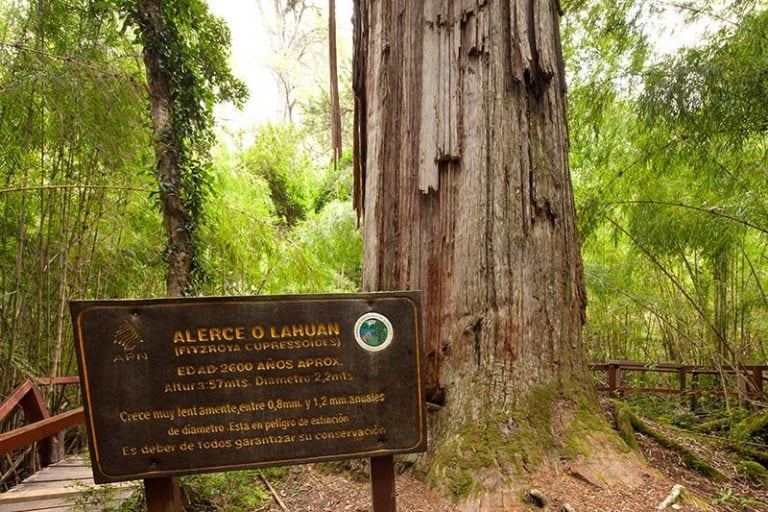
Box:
[135, 0, 193, 297]
[354, 0, 591, 507]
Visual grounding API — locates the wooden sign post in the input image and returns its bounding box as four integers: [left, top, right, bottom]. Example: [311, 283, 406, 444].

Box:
[371, 455, 397, 512]
[71, 292, 426, 511]
[144, 477, 181, 512]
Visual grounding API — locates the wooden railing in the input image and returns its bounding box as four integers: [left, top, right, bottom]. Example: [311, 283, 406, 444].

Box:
[589, 361, 767, 410]
[0, 377, 84, 472]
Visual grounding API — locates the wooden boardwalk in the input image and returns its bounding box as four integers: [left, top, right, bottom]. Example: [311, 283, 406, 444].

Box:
[0, 457, 138, 512]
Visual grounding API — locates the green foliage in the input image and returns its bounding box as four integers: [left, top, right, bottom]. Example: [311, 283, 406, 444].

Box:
[299, 66, 355, 158]
[566, 0, 768, 367]
[181, 469, 280, 511]
[0, 0, 361, 395]
[710, 487, 765, 507]
[199, 125, 361, 297]
[197, 145, 277, 296]
[242, 124, 314, 227]
[269, 199, 362, 294]
[641, 9, 768, 143]
[71, 469, 290, 512]
[730, 409, 768, 444]
[0, 0, 167, 388]
[68, 482, 143, 512]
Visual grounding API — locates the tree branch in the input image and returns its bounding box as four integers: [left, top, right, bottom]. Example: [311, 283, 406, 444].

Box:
[606, 199, 768, 235]
[0, 184, 153, 195]
[604, 215, 737, 360]
[0, 42, 141, 81]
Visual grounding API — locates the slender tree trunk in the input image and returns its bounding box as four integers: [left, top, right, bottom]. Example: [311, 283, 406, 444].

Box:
[135, 0, 194, 297]
[712, 245, 731, 361]
[133, 3, 198, 504]
[328, 0, 342, 165]
[355, 0, 591, 506]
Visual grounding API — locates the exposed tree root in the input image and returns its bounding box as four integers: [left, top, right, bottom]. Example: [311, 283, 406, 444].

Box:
[611, 400, 726, 481]
[739, 460, 768, 486]
[688, 408, 768, 468]
[731, 409, 768, 442]
[693, 417, 731, 433]
[612, 399, 641, 453]
[726, 443, 768, 468]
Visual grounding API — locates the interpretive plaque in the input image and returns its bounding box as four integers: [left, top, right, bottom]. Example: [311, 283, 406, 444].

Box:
[70, 292, 425, 483]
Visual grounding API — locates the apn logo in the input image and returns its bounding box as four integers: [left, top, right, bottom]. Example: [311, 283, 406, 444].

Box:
[113, 320, 148, 362]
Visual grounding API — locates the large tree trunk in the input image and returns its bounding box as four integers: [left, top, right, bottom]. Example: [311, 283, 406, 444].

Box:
[135, 0, 194, 297]
[354, 0, 594, 506]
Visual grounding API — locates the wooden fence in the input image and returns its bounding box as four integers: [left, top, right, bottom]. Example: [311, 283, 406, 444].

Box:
[589, 361, 767, 411]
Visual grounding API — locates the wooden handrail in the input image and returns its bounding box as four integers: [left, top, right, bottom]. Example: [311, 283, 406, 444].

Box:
[0, 408, 84, 456]
[0, 381, 36, 422]
[589, 361, 768, 373]
[34, 376, 82, 386]
[589, 362, 767, 411]
[0, 377, 83, 467]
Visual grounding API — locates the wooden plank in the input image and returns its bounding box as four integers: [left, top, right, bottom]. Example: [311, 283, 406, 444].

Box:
[42, 469, 92, 481]
[24, 462, 90, 479]
[753, 367, 764, 395]
[24, 470, 92, 484]
[19, 386, 48, 424]
[18, 386, 52, 467]
[3, 478, 137, 497]
[47, 461, 87, 468]
[1, 498, 72, 512]
[607, 363, 620, 397]
[0, 485, 85, 503]
[0, 489, 135, 512]
[9, 477, 93, 492]
[0, 456, 137, 512]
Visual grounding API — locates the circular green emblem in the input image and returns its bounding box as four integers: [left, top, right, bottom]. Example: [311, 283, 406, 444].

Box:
[354, 313, 394, 352]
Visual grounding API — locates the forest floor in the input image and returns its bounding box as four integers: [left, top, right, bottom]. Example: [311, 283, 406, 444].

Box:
[260, 402, 768, 512]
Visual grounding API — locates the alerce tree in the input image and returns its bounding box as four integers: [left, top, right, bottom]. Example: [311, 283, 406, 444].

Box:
[353, 0, 602, 506]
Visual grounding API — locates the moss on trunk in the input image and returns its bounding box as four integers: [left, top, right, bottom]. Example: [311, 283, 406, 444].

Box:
[426, 384, 624, 503]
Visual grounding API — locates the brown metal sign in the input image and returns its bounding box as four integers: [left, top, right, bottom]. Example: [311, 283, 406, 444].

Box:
[70, 292, 425, 483]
